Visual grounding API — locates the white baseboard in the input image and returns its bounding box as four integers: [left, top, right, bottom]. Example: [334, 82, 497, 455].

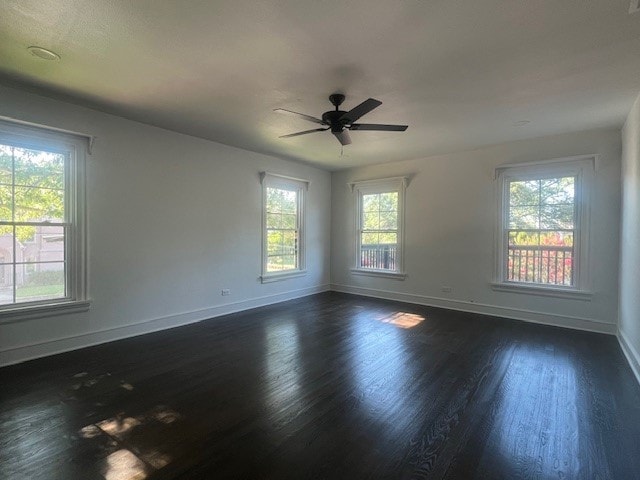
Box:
[0, 284, 330, 367]
[619, 329, 640, 386]
[331, 283, 617, 335]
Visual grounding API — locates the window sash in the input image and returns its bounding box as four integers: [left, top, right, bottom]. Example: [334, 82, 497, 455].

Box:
[351, 177, 407, 276]
[0, 142, 70, 306]
[0, 120, 87, 315]
[503, 175, 577, 287]
[265, 187, 299, 273]
[260, 172, 308, 281]
[494, 156, 594, 294]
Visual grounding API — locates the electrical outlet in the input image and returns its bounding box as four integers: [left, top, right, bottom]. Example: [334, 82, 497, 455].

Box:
[221, 289, 230, 296]
[441, 286, 452, 293]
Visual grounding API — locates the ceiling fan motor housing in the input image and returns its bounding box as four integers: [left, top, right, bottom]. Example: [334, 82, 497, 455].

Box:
[322, 110, 349, 131]
[325, 94, 349, 131]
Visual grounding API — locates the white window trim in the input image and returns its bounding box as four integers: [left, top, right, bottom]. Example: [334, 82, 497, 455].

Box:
[349, 176, 408, 280]
[0, 120, 90, 323]
[492, 155, 595, 299]
[260, 172, 308, 283]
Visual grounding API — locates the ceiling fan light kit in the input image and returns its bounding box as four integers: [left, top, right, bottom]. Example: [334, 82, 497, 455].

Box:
[275, 93, 408, 146]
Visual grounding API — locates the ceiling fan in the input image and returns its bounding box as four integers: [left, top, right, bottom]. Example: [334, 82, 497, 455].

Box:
[274, 93, 408, 146]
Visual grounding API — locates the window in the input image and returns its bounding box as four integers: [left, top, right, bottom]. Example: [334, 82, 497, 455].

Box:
[351, 177, 407, 279]
[260, 172, 307, 282]
[493, 156, 594, 298]
[0, 120, 88, 318]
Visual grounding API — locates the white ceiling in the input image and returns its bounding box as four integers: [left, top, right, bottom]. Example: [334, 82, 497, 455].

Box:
[1, 0, 639, 170]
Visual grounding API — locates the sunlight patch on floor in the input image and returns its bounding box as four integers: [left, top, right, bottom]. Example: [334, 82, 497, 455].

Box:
[152, 407, 180, 424]
[103, 449, 147, 480]
[79, 424, 102, 439]
[98, 416, 142, 437]
[78, 405, 181, 478]
[379, 312, 425, 329]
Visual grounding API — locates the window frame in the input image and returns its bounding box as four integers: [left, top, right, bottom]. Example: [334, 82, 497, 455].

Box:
[492, 155, 595, 299]
[350, 176, 408, 280]
[0, 120, 89, 322]
[260, 172, 308, 283]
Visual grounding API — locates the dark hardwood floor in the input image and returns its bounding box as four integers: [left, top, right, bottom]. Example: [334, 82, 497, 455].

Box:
[1, 292, 639, 479]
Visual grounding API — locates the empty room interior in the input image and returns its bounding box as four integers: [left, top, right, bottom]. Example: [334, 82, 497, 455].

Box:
[1, 1, 640, 479]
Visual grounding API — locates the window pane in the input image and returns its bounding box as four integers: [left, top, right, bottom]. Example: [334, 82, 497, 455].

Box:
[540, 177, 574, 205]
[16, 261, 65, 303]
[363, 212, 379, 230]
[509, 180, 540, 206]
[361, 232, 378, 245]
[15, 186, 64, 222]
[0, 146, 12, 184]
[360, 240, 396, 270]
[540, 205, 574, 229]
[540, 231, 573, 247]
[16, 226, 65, 263]
[379, 232, 398, 244]
[267, 228, 297, 261]
[0, 263, 14, 305]
[281, 255, 297, 270]
[267, 256, 284, 272]
[280, 191, 297, 214]
[266, 213, 281, 229]
[508, 231, 539, 246]
[267, 231, 283, 254]
[13, 148, 65, 190]
[281, 214, 297, 230]
[379, 192, 398, 211]
[266, 188, 284, 213]
[508, 206, 539, 229]
[0, 185, 11, 221]
[0, 242, 11, 264]
[379, 211, 398, 229]
[363, 194, 379, 212]
[282, 231, 297, 251]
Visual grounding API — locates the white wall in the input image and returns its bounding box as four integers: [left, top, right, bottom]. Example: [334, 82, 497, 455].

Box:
[0, 85, 331, 366]
[619, 92, 640, 382]
[331, 128, 621, 333]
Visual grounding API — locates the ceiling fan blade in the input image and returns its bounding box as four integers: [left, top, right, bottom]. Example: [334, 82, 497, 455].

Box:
[279, 128, 329, 138]
[274, 108, 326, 125]
[340, 98, 382, 123]
[349, 123, 408, 131]
[332, 130, 352, 145]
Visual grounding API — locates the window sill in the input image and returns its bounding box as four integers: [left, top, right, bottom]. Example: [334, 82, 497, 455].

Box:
[0, 299, 92, 324]
[261, 270, 307, 284]
[490, 282, 592, 300]
[351, 268, 407, 280]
